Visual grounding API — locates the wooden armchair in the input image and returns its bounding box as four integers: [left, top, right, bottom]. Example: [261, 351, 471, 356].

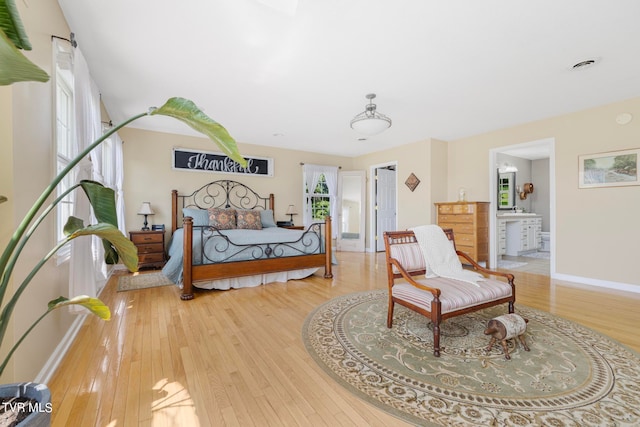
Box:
[383, 228, 516, 357]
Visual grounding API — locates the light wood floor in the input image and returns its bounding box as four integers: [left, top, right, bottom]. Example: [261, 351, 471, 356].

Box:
[47, 252, 640, 427]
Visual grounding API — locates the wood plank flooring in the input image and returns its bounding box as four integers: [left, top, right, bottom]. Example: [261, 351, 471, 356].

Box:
[47, 252, 640, 426]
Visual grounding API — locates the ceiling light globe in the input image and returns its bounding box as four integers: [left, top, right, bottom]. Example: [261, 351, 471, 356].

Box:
[350, 117, 392, 135]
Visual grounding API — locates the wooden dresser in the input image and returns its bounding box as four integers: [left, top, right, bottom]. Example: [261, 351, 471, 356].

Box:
[434, 201, 490, 268]
[129, 230, 166, 269]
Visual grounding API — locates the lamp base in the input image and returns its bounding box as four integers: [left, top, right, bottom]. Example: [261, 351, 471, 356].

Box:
[142, 214, 149, 231]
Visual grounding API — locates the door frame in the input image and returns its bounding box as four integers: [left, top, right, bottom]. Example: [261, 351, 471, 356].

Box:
[336, 170, 366, 252]
[488, 138, 556, 275]
[368, 161, 398, 252]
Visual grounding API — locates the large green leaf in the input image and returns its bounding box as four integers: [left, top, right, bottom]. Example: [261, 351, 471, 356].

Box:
[151, 97, 247, 167]
[48, 296, 111, 320]
[80, 180, 118, 226]
[0, 29, 48, 85]
[0, 0, 31, 49]
[64, 221, 139, 272]
[78, 180, 122, 263]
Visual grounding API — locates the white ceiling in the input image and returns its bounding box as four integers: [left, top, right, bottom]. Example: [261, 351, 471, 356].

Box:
[58, 0, 640, 158]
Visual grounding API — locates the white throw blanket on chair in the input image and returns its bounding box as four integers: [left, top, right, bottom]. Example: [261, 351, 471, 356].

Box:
[410, 224, 484, 287]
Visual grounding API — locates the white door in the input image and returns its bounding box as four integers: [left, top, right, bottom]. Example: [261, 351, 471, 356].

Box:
[375, 167, 397, 251]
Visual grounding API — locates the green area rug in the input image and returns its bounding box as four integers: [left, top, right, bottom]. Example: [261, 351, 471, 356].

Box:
[117, 272, 174, 292]
[302, 290, 640, 426]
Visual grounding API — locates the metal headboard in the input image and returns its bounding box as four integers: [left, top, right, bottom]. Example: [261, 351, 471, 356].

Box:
[171, 180, 274, 232]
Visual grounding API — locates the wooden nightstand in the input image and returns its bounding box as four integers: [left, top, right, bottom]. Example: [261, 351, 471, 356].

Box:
[129, 230, 166, 269]
[282, 225, 304, 230]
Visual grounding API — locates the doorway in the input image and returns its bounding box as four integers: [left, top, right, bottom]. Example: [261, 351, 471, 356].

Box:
[489, 138, 556, 276]
[371, 164, 397, 252]
[336, 170, 366, 252]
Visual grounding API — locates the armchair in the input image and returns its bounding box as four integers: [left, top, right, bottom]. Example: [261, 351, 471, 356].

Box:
[383, 227, 516, 356]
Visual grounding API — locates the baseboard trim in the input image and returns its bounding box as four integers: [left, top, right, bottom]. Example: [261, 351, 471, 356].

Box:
[551, 273, 640, 294]
[35, 313, 87, 384]
[35, 270, 115, 384]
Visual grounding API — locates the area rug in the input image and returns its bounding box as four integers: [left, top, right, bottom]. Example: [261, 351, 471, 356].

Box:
[302, 290, 640, 426]
[497, 260, 528, 269]
[117, 272, 174, 292]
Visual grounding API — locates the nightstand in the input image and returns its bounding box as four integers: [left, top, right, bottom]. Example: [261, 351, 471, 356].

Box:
[282, 225, 304, 230]
[129, 230, 165, 269]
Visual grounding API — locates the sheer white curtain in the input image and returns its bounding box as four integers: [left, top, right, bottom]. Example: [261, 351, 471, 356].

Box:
[68, 48, 104, 307]
[114, 133, 127, 235]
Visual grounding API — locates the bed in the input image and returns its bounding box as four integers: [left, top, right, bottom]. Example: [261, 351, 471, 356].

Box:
[164, 180, 333, 300]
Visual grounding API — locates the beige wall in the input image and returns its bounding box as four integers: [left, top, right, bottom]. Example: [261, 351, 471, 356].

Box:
[353, 139, 438, 249]
[0, 86, 16, 378]
[448, 97, 640, 287]
[120, 127, 353, 234]
[1, 1, 76, 382]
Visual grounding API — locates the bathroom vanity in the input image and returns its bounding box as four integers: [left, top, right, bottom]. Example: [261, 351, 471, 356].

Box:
[497, 214, 542, 256]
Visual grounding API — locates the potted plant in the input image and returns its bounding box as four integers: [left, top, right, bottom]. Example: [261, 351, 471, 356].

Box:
[0, 1, 246, 424]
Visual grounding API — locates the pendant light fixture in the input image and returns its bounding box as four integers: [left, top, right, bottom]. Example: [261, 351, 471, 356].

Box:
[350, 93, 392, 135]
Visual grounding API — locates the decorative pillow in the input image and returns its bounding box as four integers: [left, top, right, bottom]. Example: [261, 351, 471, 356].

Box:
[236, 209, 263, 230]
[182, 208, 210, 227]
[208, 208, 237, 229]
[259, 209, 277, 228]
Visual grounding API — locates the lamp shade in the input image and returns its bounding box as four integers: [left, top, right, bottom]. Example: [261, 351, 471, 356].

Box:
[286, 204, 297, 215]
[137, 202, 155, 216]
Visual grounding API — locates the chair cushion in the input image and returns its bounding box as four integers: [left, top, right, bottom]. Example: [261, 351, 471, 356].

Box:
[389, 242, 425, 273]
[392, 277, 512, 314]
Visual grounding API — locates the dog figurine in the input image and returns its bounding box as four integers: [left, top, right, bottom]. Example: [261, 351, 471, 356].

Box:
[484, 313, 530, 360]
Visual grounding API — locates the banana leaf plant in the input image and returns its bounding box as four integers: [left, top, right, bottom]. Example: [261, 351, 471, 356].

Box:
[0, 0, 247, 377]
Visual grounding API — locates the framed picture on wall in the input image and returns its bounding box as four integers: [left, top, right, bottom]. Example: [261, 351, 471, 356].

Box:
[578, 148, 639, 188]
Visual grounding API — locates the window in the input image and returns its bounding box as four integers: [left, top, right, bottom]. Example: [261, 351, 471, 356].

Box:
[302, 164, 338, 237]
[307, 174, 331, 221]
[53, 40, 76, 261]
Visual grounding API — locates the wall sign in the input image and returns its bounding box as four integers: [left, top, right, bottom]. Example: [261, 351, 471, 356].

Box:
[172, 147, 274, 177]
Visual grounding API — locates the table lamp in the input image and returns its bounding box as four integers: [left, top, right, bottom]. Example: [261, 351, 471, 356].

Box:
[137, 202, 155, 230]
[286, 204, 298, 224]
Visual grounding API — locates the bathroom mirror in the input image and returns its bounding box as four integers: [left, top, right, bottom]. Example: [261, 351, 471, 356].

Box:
[337, 170, 365, 252]
[497, 171, 516, 210]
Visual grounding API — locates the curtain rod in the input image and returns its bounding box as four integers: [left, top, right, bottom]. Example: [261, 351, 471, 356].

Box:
[299, 162, 342, 169]
[51, 32, 77, 48]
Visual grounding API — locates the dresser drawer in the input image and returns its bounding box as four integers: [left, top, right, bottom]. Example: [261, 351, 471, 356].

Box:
[438, 204, 476, 215]
[131, 232, 163, 244]
[453, 233, 475, 245]
[136, 242, 164, 254]
[456, 245, 477, 260]
[439, 222, 475, 234]
[438, 214, 473, 224]
[138, 252, 165, 263]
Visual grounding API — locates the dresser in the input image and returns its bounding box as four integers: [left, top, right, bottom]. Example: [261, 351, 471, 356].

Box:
[434, 201, 490, 267]
[129, 230, 166, 269]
